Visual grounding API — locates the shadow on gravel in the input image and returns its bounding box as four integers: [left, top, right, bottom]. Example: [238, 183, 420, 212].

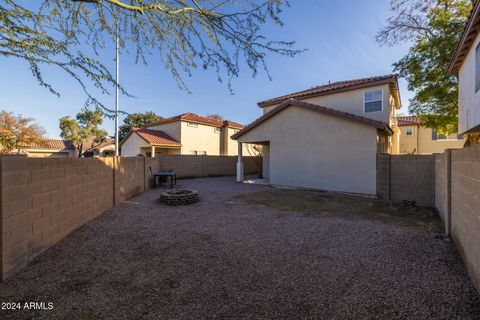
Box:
[235, 188, 442, 233]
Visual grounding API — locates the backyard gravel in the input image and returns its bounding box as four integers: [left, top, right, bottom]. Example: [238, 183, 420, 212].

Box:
[0, 176, 479, 319]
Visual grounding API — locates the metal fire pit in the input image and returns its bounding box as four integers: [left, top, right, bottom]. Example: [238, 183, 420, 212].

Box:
[160, 189, 199, 206]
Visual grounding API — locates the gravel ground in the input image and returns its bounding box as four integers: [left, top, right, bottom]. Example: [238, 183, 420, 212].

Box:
[0, 176, 479, 319]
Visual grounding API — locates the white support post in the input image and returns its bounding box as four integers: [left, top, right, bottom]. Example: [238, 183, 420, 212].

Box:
[151, 146, 155, 157]
[236, 142, 244, 182]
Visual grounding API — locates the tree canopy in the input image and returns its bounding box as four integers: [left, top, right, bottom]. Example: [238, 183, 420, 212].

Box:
[378, 0, 471, 133]
[1, 0, 301, 112]
[59, 107, 108, 156]
[119, 111, 162, 140]
[0, 111, 45, 154]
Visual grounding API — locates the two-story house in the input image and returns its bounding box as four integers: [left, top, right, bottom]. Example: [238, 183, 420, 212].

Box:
[397, 116, 465, 154]
[449, 0, 480, 139]
[120, 113, 245, 157]
[232, 75, 402, 195]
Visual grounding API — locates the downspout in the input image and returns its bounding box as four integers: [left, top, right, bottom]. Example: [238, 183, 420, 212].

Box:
[416, 125, 420, 154]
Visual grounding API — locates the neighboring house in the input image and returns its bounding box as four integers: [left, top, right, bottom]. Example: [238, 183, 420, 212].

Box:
[16, 139, 115, 158]
[232, 74, 402, 196]
[18, 139, 76, 158]
[120, 113, 245, 157]
[449, 0, 480, 135]
[81, 139, 115, 157]
[397, 116, 465, 154]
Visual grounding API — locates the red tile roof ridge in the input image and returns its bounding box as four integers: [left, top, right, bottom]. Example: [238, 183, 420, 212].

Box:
[257, 74, 398, 107]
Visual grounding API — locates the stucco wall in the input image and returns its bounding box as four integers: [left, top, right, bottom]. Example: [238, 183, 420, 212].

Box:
[399, 125, 464, 154]
[226, 127, 243, 156]
[238, 105, 378, 195]
[179, 122, 222, 155]
[458, 31, 480, 133]
[26, 151, 72, 158]
[148, 122, 181, 142]
[121, 132, 149, 157]
[262, 84, 393, 123]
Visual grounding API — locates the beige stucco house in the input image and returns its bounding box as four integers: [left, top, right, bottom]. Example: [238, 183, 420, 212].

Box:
[449, 0, 480, 135]
[120, 113, 245, 157]
[232, 75, 401, 196]
[397, 116, 465, 154]
[15, 139, 115, 158]
[17, 139, 77, 158]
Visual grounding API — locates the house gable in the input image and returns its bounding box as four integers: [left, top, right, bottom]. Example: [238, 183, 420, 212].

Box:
[235, 103, 379, 195]
[232, 99, 392, 141]
[258, 75, 401, 124]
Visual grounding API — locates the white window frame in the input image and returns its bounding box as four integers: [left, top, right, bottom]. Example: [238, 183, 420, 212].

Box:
[214, 127, 222, 133]
[187, 122, 198, 128]
[363, 89, 384, 113]
[406, 128, 414, 136]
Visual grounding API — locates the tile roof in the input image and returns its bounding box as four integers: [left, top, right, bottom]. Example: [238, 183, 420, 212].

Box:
[231, 99, 393, 140]
[396, 115, 421, 126]
[82, 139, 115, 150]
[449, 0, 480, 72]
[257, 74, 399, 107]
[133, 128, 181, 146]
[145, 112, 244, 129]
[21, 139, 74, 150]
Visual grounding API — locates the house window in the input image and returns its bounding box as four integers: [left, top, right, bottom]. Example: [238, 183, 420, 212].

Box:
[364, 89, 383, 113]
[476, 43, 480, 93]
[214, 127, 222, 133]
[187, 122, 198, 128]
[406, 128, 414, 136]
[432, 130, 447, 140]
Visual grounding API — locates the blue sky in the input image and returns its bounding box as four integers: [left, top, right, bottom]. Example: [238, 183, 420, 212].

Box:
[0, 0, 412, 138]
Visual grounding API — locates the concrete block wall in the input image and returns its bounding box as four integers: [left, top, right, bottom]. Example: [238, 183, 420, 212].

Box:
[1, 157, 114, 279]
[205, 156, 237, 176]
[144, 157, 160, 190]
[434, 151, 451, 234]
[376, 154, 391, 201]
[376, 154, 435, 207]
[157, 155, 260, 178]
[158, 155, 206, 178]
[114, 157, 145, 205]
[0, 154, 260, 280]
[449, 145, 480, 291]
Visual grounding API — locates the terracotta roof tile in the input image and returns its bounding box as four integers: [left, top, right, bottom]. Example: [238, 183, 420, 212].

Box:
[449, 0, 480, 72]
[232, 99, 393, 140]
[396, 116, 421, 126]
[145, 112, 244, 129]
[82, 139, 115, 150]
[134, 129, 181, 146]
[21, 139, 74, 150]
[258, 74, 399, 107]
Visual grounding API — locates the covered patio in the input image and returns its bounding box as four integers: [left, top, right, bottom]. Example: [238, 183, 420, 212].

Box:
[236, 140, 269, 184]
[140, 145, 180, 157]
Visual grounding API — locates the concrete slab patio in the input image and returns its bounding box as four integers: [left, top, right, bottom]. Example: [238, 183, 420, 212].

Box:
[0, 176, 479, 319]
